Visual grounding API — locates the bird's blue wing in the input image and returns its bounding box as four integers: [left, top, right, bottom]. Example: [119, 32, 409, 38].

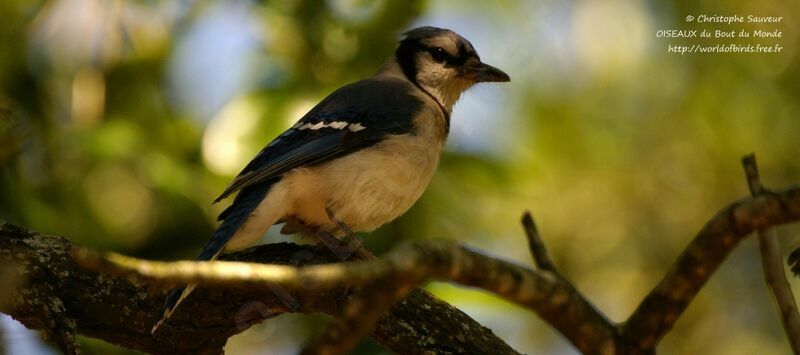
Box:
[214, 78, 424, 203]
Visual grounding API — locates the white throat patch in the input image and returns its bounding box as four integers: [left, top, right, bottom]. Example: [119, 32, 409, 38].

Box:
[414, 57, 473, 111]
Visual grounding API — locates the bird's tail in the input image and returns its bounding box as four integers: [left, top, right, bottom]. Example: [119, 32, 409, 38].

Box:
[150, 254, 219, 334]
[151, 182, 275, 334]
[150, 239, 228, 334]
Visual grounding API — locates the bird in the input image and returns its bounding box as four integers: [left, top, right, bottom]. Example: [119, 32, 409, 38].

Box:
[151, 26, 510, 334]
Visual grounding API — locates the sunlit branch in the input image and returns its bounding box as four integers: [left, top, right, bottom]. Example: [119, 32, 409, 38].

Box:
[74, 237, 619, 354]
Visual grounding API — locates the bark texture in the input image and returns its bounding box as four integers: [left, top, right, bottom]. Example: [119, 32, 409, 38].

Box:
[0, 223, 518, 354]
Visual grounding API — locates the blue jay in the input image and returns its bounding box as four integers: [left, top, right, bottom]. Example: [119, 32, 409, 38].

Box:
[152, 26, 509, 333]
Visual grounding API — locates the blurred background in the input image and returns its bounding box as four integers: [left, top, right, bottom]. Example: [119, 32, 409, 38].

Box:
[1, 0, 799, 354]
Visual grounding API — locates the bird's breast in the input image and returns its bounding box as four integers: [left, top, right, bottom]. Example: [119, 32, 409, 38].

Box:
[284, 109, 447, 234]
[321, 132, 443, 232]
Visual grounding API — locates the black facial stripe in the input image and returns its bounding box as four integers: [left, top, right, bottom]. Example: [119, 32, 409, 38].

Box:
[396, 39, 422, 85]
[425, 47, 466, 67]
[394, 38, 452, 132]
[398, 37, 474, 77]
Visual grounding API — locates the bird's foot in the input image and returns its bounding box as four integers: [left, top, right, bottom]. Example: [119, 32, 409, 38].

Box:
[321, 208, 374, 260]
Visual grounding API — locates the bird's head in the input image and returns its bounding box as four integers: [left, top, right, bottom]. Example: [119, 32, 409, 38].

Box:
[395, 26, 510, 110]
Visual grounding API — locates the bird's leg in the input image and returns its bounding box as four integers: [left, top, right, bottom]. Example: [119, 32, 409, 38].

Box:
[331, 214, 356, 240]
[313, 227, 356, 261]
[325, 208, 374, 260]
[314, 227, 374, 261]
[283, 217, 351, 260]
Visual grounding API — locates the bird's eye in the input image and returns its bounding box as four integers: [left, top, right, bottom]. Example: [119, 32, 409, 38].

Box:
[428, 47, 448, 62]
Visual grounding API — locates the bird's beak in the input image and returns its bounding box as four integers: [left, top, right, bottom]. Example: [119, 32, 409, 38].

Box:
[464, 62, 510, 83]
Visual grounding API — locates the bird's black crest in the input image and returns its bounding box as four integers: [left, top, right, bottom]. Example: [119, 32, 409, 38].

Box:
[402, 26, 453, 41]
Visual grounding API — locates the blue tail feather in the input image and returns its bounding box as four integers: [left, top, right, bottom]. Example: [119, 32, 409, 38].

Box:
[152, 180, 276, 333]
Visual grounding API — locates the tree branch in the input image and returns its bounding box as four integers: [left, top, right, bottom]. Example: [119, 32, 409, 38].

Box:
[520, 212, 617, 353]
[304, 212, 615, 355]
[741, 154, 800, 352]
[5, 176, 800, 354]
[623, 184, 800, 350]
[521, 212, 557, 273]
[0, 223, 519, 355]
[71, 184, 800, 353]
[74, 238, 618, 353]
[301, 274, 417, 355]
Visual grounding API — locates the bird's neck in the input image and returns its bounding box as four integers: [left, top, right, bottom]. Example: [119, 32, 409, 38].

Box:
[376, 58, 459, 114]
[416, 82, 463, 113]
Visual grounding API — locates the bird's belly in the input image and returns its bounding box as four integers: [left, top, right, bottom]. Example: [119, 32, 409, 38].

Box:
[285, 134, 441, 234]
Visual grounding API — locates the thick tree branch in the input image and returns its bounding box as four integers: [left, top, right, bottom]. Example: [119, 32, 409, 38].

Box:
[624, 184, 800, 351]
[305, 212, 615, 355]
[74, 238, 617, 354]
[742, 154, 800, 352]
[0, 223, 519, 355]
[302, 275, 417, 355]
